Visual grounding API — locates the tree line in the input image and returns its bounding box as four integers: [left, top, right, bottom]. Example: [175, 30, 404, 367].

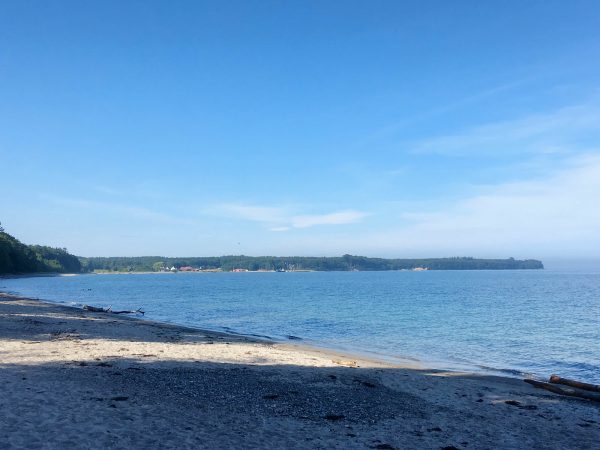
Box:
[80, 254, 543, 272]
[0, 225, 81, 274]
[0, 221, 543, 274]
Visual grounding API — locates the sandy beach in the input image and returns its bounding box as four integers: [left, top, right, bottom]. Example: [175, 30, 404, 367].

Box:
[1, 292, 598, 449]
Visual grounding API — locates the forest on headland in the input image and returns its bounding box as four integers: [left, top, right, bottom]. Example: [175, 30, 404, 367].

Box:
[0, 226, 81, 274]
[80, 254, 543, 272]
[0, 225, 543, 274]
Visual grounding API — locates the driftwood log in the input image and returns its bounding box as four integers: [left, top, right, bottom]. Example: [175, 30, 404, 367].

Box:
[83, 305, 144, 315]
[112, 308, 145, 315]
[524, 379, 600, 402]
[83, 305, 110, 313]
[549, 374, 600, 393]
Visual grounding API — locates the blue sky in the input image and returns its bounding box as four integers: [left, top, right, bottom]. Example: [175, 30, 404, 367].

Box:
[1, 1, 599, 258]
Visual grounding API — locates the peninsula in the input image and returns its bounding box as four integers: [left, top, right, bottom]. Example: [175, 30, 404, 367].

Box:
[1, 229, 543, 275]
[81, 255, 543, 273]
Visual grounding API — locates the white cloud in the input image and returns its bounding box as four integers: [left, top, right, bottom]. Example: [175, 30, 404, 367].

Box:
[363, 153, 600, 258]
[291, 210, 369, 228]
[359, 79, 534, 147]
[411, 102, 600, 156]
[213, 203, 368, 230]
[43, 195, 192, 226]
[269, 226, 291, 232]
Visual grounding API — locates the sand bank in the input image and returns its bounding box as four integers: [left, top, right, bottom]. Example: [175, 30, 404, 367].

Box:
[1, 292, 598, 449]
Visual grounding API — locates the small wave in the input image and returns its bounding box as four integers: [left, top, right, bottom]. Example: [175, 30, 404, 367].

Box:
[1, 290, 19, 296]
[217, 327, 274, 340]
[247, 333, 274, 340]
[474, 364, 531, 378]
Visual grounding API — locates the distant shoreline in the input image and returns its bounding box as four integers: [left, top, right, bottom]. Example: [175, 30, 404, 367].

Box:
[1, 251, 544, 276]
[79, 255, 544, 273]
[0, 272, 79, 279]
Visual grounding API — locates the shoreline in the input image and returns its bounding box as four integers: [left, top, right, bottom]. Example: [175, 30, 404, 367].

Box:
[0, 283, 574, 383]
[0, 289, 419, 371]
[0, 287, 520, 380]
[0, 272, 80, 279]
[1, 291, 599, 448]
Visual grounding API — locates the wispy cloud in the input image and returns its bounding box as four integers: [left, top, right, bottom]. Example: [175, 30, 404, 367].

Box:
[291, 210, 369, 228]
[214, 203, 368, 230]
[362, 153, 600, 257]
[43, 195, 192, 226]
[92, 182, 168, 200]
[218, 204, 287, 223]
[269, 226, 291, 232]
[411, 102, 600, 156]
[359, 78, 536, 147]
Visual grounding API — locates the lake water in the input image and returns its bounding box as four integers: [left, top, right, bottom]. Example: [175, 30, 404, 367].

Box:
[2, 269, 599, 383]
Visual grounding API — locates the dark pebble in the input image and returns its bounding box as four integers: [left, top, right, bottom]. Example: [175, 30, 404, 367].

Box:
[324, 414, 345, 421]
[505, 400, 537, 410]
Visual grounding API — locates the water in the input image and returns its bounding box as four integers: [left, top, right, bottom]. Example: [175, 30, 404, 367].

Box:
[2, 269, 599, 382]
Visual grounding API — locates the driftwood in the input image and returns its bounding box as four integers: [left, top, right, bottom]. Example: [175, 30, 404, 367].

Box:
[83, 305, 144, 315]
[83, 305, 110, 313]
[524, 379, 600, 402]
[111, 308, 145, 315]
[549, 374, 600, 393]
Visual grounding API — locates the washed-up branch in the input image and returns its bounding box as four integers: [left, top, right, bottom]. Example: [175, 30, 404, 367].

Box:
[83, 305, 144, 315]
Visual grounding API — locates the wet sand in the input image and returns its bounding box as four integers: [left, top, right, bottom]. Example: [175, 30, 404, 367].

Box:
[1, 292, 598, 449]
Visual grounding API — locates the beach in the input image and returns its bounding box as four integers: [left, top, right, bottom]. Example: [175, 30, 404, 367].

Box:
[1, 292, 598, 449]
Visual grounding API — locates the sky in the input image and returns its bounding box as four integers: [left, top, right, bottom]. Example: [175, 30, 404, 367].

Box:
[1, 1, 599, 259]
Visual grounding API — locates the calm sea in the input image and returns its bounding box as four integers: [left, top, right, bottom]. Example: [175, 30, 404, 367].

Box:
[2, 268, 599, 382]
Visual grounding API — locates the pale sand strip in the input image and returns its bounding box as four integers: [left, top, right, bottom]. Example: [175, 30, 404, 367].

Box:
[1, 292, 598, 449]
